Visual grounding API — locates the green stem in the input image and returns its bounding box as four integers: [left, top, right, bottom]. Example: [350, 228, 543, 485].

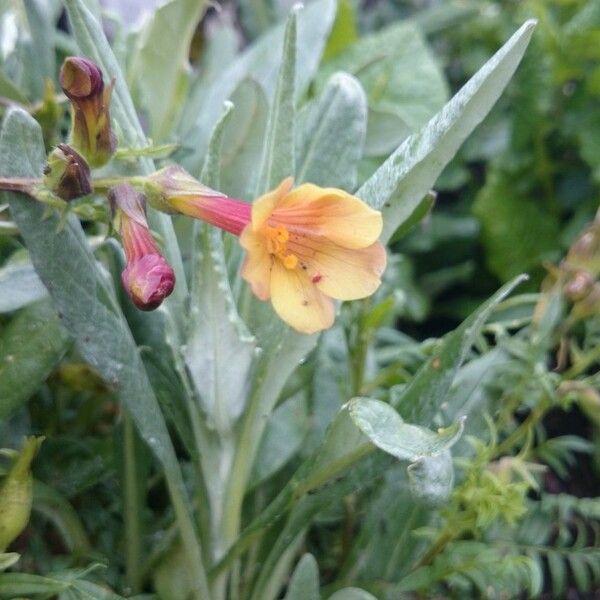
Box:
[165, 473, 212, 600]
[123, 413, 143, 594]
[563, 343, 600, 379]
[92, 175, 146, 192]
[415, 528, 456, 568]
[493, 402, 547, 457]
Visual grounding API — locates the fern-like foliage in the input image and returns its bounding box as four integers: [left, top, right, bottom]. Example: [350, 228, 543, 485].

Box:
[393, 493, 600, 598]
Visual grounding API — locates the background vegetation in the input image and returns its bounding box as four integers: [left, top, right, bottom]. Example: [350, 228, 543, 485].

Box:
[0, 0, 599, 599]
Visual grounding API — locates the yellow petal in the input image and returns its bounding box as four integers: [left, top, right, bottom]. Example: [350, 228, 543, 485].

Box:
[240, 226, 272, 300]
[289, 238, 386, 301]
[274, 184, 382, 249]
[252, 177, 294, 231]
[270, 260, 335, 334]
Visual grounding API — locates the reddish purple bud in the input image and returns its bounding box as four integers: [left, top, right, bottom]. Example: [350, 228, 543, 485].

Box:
[59, 56, 116, 167]
[43, 144, 91, 201]
[121, 254, 176, 311]
[109, 183, 176, 311]
[59, 57, 104, 101]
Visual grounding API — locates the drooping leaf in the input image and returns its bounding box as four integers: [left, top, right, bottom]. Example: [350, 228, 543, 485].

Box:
[358, 20, 536, 242]
[296, 72, 367, 190]
[347, 398, 464, 462]
[407, 450, 454, 507]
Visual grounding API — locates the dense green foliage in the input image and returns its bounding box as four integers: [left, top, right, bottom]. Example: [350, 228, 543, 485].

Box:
[0, 1, 598, 599]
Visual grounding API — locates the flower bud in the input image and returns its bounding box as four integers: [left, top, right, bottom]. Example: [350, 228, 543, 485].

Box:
[563, 269, 595, 302]
[43, 144, 92, 201]
[59, 56, 116, 168]
[109, 183, 175, 311]
[144, 165, 226, 214]
[0, 437, 44, 552]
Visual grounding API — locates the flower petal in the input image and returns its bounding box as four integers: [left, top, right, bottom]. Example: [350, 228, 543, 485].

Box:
[273, 184, 382, 249]
[270, 260, 335, 334]
[288, 238, 386, 301]
[252, 177, 294, 231]
[240, 226, 272, 300]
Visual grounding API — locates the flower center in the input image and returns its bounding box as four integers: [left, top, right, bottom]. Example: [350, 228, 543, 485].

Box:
[264, 224, 298, 270]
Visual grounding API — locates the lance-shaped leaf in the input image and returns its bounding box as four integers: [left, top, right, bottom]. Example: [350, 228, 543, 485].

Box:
[0, 109, 210, 600]
[296, 72, 367, 190]
[358, 19, 536, 242]
[256, 6, 297, 194]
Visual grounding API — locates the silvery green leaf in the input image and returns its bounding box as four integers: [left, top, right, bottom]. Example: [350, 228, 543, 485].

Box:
[318, 21, 448, 157]
[0, 109, 209, 598]
[185, 103, 256, 430]
[0, 262, 47, 313]
[128, 0, 207, 140]
[358, 20, 536, 242]
[407, 450, 454, 507]
[220, 78, 269, 199]
[178, 0, 337, 174]
[396, 275, 527, 425]
[187, 226, 256, 428]
[348, 398, 464, 462]
[256, 5, 297, 194]
[296, 72, 367, 190]
[283, 553, 319, 600]
[0, 300, 69, 421]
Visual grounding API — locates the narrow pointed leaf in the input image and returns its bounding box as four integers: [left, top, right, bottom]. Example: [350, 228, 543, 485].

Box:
[257, 6, 297, 194]
[358, 20, 536, 242]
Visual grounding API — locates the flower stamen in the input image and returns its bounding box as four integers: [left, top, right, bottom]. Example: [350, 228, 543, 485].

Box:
[264, 224, 299, 270]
